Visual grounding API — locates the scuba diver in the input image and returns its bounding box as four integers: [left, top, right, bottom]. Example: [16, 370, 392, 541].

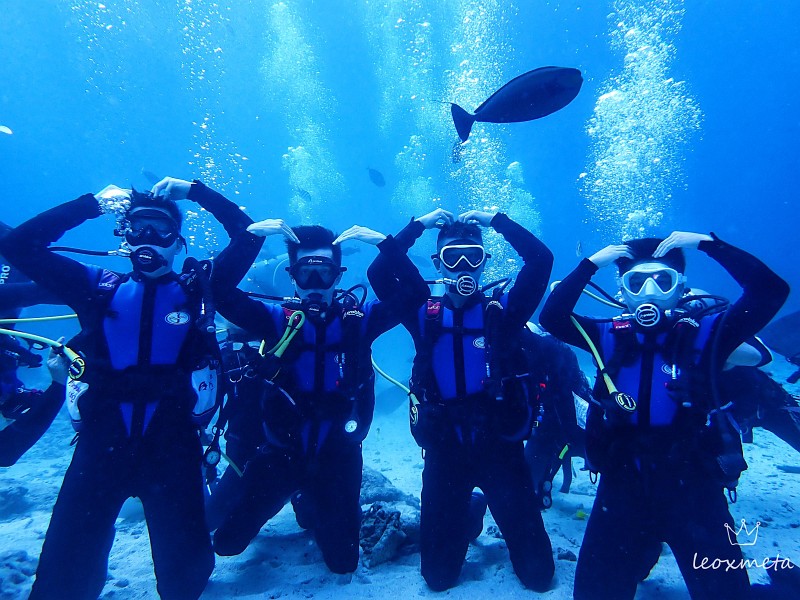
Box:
[539, 232, 789, 600]
[207, 221, 414, 576]
[521, 323, 590, 510]
[1, 221, 71, 466]
[367, 207, 556, 592]
[524, 333, 800, 513]
[527, 293, 800, 512]
[0, 177, 261, 599]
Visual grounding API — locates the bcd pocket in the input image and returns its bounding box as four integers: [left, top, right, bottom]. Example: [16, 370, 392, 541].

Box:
[409, 395, 451, 449]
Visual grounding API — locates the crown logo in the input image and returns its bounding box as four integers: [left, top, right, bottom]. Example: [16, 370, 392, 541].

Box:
[725, 519, 760, 546]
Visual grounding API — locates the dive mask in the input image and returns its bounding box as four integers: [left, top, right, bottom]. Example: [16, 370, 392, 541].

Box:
[619, 265, 685, 302]
[124, 216, 180, 248]
[287, 256, 345, 290]
[433, 244, 488, 271]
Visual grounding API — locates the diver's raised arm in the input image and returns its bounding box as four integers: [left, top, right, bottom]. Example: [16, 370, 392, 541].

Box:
[0, 189, 118, 309]
[150, 176, 266, 293]
[696, 232, 789, 365]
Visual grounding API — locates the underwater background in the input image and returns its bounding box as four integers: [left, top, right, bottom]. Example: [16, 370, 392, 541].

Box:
[1, 0, 797, 312]
[1, 2, 800, 598]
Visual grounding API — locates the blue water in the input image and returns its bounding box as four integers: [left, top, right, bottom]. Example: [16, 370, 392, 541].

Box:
[1, 1, 799, 595]
[1, 1, 797, 311]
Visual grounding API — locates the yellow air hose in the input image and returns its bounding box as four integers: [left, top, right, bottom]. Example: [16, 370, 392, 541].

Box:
[0, 313, 81, 369]
[260, 311, 306, 358]
[371, 357, 410, 394]
[568, 316, 636, 412]
[0, 326, 80, 364]
[0, 314, 77, 324]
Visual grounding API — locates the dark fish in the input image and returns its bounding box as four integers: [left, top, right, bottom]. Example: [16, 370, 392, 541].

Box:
[777, 465, 800, 474]
[450, 66, 583, 142]
[367, 168, 386, 187]
[141, 169, 161, 185]
[295, 188, 312, 202]
[452, 139, 463, 164]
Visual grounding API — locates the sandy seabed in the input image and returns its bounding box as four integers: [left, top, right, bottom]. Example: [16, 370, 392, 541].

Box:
[2, 353, 799, 600]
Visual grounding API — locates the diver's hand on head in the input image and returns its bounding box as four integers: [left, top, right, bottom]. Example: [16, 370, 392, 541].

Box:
[94, 184, 131, 203]
[458, 210, 494, 227]
[654, 231, 713, 256]
[46, 337, 70, 385]
[589, 245, 633, 269]
[246, 219, 300, 243]
[416, 208, 454, 229]
[333, 225, 386, 246]
[151, 177, 192, 201]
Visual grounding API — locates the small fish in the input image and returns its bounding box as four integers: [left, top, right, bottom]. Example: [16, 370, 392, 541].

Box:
[576, 240, 583, 257]
[367, 167, 386, 187]
[0, 125, 13, 135]
[451, 139, 463, 163]
[141, 169, 160, 185]
[295, 188, 312, 202]
[450, 66, 583, 142]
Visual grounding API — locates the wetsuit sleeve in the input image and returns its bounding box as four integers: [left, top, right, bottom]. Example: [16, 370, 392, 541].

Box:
[0, 196, 104, 312]
[367, 231, 430, 312]
[699, 234, 790, 367]
[492, 213, 554, 329]
[392, 218, 426, 253]
[539, 258, 603, 352]
[361, 293, 408, 343]
[0, 383, 65, 467]
[0, 283, 64, 313]
[187, 181, 265, 294]
[215, 287, 278, 341]
[187, 181, 254, 238]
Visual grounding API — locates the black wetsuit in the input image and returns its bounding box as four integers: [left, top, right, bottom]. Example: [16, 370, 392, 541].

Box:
[0, 181, 260, 600]
[209, 232, 411, 574]
[368, 215, 556, 591]
[540, 235, 789, 600]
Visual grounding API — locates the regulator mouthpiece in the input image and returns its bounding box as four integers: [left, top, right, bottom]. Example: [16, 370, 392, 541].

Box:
[443, 274, 477, 297]
[131, 247, 167, 273]
[634, 303, 661, 327]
